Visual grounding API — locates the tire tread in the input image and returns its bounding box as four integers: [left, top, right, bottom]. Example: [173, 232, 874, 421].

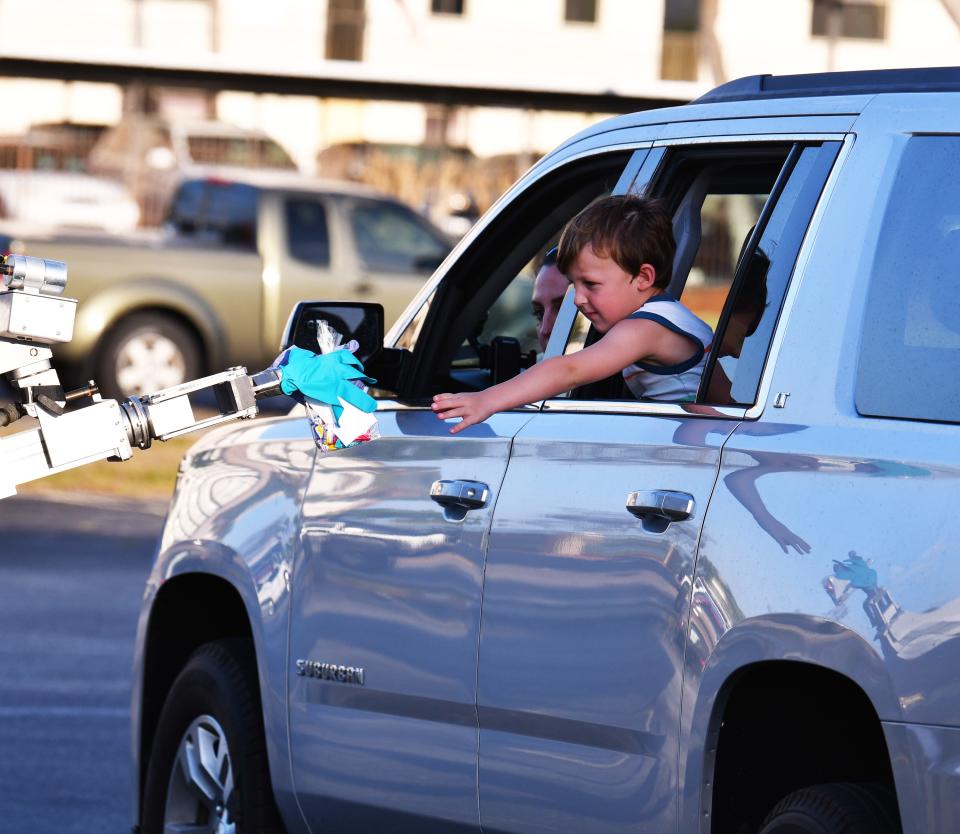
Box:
[759, 781, 901, 834]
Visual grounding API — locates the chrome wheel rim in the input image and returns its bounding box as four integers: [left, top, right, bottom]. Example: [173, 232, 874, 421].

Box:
[163, 714, 236, 834]
[115, 330, 186, 395]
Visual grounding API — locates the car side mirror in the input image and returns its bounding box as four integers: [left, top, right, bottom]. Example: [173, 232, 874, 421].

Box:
[281, 301, 384, 364]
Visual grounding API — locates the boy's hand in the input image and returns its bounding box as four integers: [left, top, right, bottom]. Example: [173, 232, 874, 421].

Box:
[432, 392, 494, 434]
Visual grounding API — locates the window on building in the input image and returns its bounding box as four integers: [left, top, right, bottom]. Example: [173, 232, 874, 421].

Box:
[431, 0, 464, 15]
[812, 0, 886, 40]
[661, 0, 699, 81]
[565, 0, 597, 23]
[326, 0, 365, 61]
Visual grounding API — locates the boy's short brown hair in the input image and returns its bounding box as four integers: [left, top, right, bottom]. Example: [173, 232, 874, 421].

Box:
[556, 194, 675, 289]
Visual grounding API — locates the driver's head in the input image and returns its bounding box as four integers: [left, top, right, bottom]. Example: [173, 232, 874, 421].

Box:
[532, 247, 568, 351]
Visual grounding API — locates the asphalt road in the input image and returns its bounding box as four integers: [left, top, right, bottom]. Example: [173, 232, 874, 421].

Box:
[0, 491, 166, 834]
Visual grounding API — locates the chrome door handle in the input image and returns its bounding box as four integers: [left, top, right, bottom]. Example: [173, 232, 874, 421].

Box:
[430, 479, 489, 511]
[626, 490, 695, 522]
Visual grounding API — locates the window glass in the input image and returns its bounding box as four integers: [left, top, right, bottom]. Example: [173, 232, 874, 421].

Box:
[431, 0, 464, 14]
[458, 265, 539, 362]
[349, 198, 449, 273]
[554, 143, 839, 407]
[396, 150, 634, 398]
[286, 198, 332, 267]
[325, 0, 366, 61]
[856, 136, 960, 423]
[811, 0, 886, 39]
[565, 0, 597, 23]
[167, 181, 259, 247]
[396, 289, 434, 351]
[205, 183, 259, 249]
[559, 150, 785, 402]
[707, 143, 840, 405]
[167, 180, 204, 234]
[661, 0, 699, 79]
[186, 136, 296, 169]
[685, 192, 767, 330]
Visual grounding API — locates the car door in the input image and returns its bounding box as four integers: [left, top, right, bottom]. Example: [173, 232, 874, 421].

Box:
[287, 146, 645, 832]
[476, 136, 844, 833]
[687, 102, 960, 832]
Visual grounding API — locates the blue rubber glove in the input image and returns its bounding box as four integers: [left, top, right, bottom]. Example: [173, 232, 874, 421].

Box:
[279, 346, 377, 421]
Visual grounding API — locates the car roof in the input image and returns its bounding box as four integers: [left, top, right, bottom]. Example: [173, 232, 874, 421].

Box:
[539, 66, 960, 165]
[697, 66, 960, 104]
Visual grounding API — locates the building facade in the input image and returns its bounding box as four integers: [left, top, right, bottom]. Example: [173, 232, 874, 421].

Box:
[0, 0, 954, 211]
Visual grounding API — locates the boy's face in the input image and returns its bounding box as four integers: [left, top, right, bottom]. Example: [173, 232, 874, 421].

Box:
[567, 245, 655, 333]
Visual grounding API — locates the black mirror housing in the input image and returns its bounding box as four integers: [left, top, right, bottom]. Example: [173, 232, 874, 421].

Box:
[281, 301, 384, 364]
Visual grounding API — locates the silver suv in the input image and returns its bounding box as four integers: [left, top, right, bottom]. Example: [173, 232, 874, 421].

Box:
[132, 68, 960, 834]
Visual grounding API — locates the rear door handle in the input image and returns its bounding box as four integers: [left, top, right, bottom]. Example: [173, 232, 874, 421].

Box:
[626, 490, 695, 522]
[430, 479, 489, 511]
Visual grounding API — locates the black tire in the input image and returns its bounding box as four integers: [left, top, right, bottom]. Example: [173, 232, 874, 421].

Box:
[95, 312, 202, 399]
[141, 639, 285, 834]
[759, 782, 901, 834]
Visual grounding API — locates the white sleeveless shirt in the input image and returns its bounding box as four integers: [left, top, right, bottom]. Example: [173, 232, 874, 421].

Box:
[621, 295, 714, 402]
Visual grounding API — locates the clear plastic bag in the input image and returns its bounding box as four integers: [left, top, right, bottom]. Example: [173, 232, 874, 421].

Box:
[306, 319, 380, 452]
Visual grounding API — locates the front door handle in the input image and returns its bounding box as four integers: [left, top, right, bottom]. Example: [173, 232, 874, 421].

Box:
[430, 479, 489, 512]
[626, 490, 695, 522]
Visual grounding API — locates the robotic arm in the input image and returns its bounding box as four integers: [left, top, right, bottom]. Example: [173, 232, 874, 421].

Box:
[0, 254, 282, 500]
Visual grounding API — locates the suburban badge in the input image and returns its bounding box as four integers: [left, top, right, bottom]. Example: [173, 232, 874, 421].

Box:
[296, 659, 365, 686]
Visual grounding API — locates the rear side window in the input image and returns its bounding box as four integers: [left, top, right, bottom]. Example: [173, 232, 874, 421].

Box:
[286, 198, 332, 267]
[167, 180, 204, 233]
[705, 142, 841, 405]
[167, 181, 258, 249]
[856, 137, 960, 423]
[348, 198, 450, 274]
[206, 183, 258, 247]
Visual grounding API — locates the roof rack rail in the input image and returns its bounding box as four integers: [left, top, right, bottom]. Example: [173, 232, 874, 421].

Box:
[696, 67, 960, 104]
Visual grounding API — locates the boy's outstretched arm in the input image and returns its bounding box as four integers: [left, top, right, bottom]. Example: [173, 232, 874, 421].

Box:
[432, 319, 650, 433]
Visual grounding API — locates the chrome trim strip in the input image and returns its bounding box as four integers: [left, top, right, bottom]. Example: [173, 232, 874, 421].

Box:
[652, 132, 849, 147]
[745, 133, 855, 420]
[374, 400, 541, 414]
[541, 399, 746, 419]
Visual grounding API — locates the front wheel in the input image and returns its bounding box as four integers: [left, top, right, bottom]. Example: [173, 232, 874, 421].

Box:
[141, 639, 284, 834]
[759, 782, 901, 834]
[96, 312, 202, 398]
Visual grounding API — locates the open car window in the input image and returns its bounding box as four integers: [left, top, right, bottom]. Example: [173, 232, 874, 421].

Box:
[376, 148, 643, 400]
[551, 141, 842, 408]
[703, 142, 841, 406]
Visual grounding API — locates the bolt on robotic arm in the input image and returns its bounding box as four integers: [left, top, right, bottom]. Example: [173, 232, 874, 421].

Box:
[0, 254, 282, 500]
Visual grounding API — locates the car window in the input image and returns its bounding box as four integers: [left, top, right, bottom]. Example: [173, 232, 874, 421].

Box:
[856, 136, 960, 423]
[167, 180, 204, 234]
[377, 149, 639, 398]
[285, 198, 332, 267]
[554, 142, 841, 406]
[205, 182, 259, 248]
[348, 198, 450, 274]
[703, 142, 841, 406]
[186, 135, 296, 169]
[167, 181, 259, 249]
[557, 145, 789, 401]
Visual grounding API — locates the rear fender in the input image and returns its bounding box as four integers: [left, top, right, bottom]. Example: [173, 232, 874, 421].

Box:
[678, 613, 900, 833]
